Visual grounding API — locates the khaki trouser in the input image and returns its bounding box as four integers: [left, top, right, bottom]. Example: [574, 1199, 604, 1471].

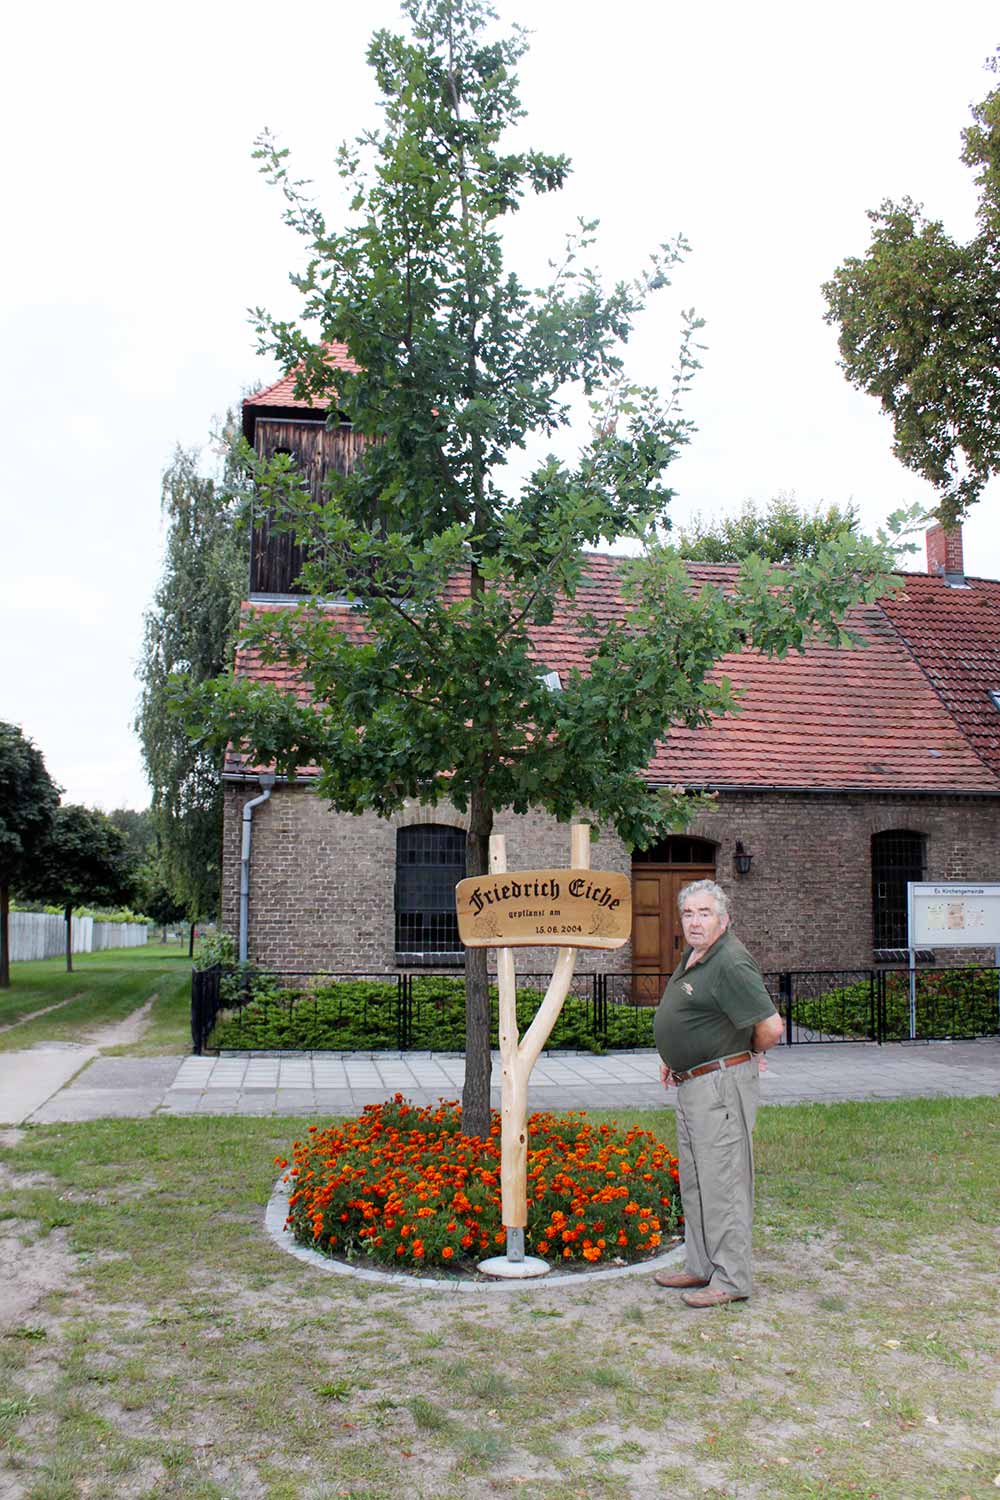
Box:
[674, 1057, 759, 1298]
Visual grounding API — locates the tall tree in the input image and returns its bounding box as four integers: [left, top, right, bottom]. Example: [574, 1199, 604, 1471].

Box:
[673, 497, 861, 564]
[108, 807, 157, 869]
[18, 805, 134, 973]
[0, 724, 60, 988]
[823, 59, 1000, 522]
[136, 436, 247, 930]
[187, 0, 903, 1139]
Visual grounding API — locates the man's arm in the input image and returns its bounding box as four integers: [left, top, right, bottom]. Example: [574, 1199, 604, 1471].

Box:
[751, 1013, 784, 1053]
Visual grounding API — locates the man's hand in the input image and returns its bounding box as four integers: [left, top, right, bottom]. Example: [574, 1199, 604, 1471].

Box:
[660, 1061, 676, 1089]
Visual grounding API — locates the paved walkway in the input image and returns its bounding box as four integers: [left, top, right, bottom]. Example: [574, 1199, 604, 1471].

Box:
[2, 1038, 997, 1126]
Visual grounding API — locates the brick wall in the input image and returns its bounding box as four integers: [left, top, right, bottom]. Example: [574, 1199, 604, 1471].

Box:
[685, 792, 1000, 971]
[222, 783, 1000, 976]
[222, 784, 631, 975]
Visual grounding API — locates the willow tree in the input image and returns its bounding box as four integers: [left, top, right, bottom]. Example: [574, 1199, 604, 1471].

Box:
[137, 439, 247, 936]
[190, 0, 902, 1138]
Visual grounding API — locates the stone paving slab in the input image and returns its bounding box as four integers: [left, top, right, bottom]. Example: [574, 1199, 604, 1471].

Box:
[6, 1038, 999, 1123]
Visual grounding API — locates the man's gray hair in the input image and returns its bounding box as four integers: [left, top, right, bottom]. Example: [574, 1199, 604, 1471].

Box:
[677, 879, 730, 918]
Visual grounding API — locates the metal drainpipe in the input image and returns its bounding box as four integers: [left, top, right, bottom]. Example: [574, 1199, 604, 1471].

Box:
[239, 774, 275, 963]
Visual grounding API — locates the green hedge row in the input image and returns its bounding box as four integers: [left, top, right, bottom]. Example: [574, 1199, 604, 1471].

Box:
[207, 974, 657, 1053]
[792, 970, 999, 1040]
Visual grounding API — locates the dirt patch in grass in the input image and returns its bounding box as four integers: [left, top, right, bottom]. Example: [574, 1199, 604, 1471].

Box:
[0, 1107, 998, 1500]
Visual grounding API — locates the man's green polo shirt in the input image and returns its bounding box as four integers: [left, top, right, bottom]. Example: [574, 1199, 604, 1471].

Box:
[653, 928, 777, 1074]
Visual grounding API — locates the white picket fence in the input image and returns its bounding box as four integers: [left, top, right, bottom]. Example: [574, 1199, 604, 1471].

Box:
[5, 912, 149, 963]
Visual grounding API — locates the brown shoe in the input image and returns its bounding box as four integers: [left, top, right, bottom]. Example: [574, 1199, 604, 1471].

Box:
[652, 1270, 709, 1289]
[681, 1287, 747, 1308]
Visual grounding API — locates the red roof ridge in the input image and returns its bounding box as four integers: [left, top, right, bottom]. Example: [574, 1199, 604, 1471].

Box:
[243, 342, 360, 414]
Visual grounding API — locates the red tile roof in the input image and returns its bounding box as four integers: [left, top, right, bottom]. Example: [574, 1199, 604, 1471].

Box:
[224, 556, 1000, 794]
[243, 343, 360, 415]
[879, 571, 1000, 777]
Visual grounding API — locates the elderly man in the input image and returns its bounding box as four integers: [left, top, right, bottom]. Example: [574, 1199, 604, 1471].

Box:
[653, 880, 783, 1307]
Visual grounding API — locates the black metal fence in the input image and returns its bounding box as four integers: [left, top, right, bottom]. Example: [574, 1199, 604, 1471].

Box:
[191, 963, 1000, 1055]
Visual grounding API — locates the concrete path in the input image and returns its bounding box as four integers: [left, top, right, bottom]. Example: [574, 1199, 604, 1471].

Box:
[6, 1037, 997, 1124]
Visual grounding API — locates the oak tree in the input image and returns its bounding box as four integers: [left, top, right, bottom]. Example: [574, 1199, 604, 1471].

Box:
[189, 0, 904, 1138]
[823, 60, 1000, 521]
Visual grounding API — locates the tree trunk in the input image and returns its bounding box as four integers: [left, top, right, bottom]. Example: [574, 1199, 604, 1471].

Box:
[462, 786, 494, 1140]
[188, 922, 196, 958]
[0, 883, 10, 989]
[64, 904, 73, 974]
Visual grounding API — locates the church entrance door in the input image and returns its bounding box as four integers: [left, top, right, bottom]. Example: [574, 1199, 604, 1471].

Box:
[630, 839, 717, 1004]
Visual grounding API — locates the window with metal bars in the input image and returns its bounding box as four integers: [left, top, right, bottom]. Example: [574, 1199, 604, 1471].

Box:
[395, 825, 466, 962]
[633, 836, 717, 865]
[871, 829, 926, 950]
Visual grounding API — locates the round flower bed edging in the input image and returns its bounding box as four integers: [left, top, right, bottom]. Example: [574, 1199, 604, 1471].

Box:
[265, 1096, 686, 1291]
[264, 1175, 685, 1291]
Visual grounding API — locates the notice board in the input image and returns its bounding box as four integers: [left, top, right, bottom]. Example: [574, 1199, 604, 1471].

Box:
[908, 883, 1000, 948]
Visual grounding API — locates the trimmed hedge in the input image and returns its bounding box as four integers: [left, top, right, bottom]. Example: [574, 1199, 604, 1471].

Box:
[792, 969, 999, 1040]
[207, 973, 656, 1053]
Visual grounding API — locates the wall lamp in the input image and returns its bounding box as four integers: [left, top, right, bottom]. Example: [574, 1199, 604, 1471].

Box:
[733, 840, 754, 877]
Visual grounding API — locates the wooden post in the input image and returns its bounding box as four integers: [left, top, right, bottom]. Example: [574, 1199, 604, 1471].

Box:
[488, 823, 590, 1272]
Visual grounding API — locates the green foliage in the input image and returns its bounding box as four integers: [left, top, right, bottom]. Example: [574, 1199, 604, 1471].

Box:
[823, 57, 1000, 521]
[674, 496, 863, 564]
[17, 805, 136, 971]
[107, 807, 157, 867]
[184, 0, 903, 1135]
[207, 972, 654, 1052]
[136, 436, 248, 924]
[0, 722, 60, 987]
[792, 968, 999, 1040]
[193, 929, 236, 971]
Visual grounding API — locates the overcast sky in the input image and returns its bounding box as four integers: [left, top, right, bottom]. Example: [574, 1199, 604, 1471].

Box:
[2, 0, 998, 811]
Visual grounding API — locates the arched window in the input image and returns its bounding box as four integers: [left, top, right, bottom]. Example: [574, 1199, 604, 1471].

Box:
[871, 829, 926, 951]
[395, 825, 466, 962]
[633, 836, 717, 865]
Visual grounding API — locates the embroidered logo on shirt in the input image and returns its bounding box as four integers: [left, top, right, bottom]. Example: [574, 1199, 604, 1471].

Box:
[682, 982, 694, 995]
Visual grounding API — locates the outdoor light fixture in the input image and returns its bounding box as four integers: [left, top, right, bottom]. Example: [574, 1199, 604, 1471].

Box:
[733, 840, 753, 877]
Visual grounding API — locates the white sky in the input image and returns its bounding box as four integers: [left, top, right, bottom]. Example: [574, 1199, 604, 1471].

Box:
[2, 0, 998, 811]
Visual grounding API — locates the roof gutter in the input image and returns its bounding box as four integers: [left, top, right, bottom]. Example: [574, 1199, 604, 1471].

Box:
[239, 774, 275, 964]
[651, 781, 1000, 798]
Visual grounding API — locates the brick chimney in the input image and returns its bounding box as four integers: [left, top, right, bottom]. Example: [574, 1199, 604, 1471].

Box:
[925, 522, 964, 583]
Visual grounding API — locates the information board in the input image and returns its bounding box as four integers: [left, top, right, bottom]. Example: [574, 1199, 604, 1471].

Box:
[908, 883, 1000, 948]
[456, 868, 631, 949]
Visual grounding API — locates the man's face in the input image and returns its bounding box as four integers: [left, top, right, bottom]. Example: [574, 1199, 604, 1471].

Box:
[680, 894, 728, 953]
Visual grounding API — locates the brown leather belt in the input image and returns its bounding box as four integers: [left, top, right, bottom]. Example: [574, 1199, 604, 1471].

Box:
[672, 1051, 752, 1084]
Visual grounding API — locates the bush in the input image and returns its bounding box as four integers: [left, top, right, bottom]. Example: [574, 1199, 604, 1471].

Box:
[280, 1096, 681, 1271]
[207, 972, 657, 1052]
[792, 968, 999, 1040]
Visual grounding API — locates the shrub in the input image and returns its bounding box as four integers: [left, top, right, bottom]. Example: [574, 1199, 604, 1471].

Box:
[208, 973, 656, 1052]
[791, 968, 999, 1040]
[280, 1096, 681, 1271]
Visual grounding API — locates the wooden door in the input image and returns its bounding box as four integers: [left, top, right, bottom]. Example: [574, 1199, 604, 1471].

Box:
[631, 865, 715, 1004]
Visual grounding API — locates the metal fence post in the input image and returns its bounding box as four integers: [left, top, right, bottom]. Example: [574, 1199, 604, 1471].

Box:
[779, 972, 793, 1045]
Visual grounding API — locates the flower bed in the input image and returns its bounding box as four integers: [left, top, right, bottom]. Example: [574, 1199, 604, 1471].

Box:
[280, 1096, 681, 1272]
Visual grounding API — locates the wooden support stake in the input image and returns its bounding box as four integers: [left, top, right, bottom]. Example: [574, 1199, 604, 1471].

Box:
[491, 823, 590, 1254]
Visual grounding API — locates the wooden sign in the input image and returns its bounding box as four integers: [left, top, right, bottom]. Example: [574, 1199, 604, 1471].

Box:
[456, 868, 631, 950]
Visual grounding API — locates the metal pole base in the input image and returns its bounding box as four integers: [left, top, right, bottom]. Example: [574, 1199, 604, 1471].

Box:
[477, 1253, 551, 1280]
[477, 1224, 551, 1279]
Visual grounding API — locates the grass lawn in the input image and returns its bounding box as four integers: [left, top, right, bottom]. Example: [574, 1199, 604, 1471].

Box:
[0, 946, 192, 1056]
[0, 1097, 997, 1500]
